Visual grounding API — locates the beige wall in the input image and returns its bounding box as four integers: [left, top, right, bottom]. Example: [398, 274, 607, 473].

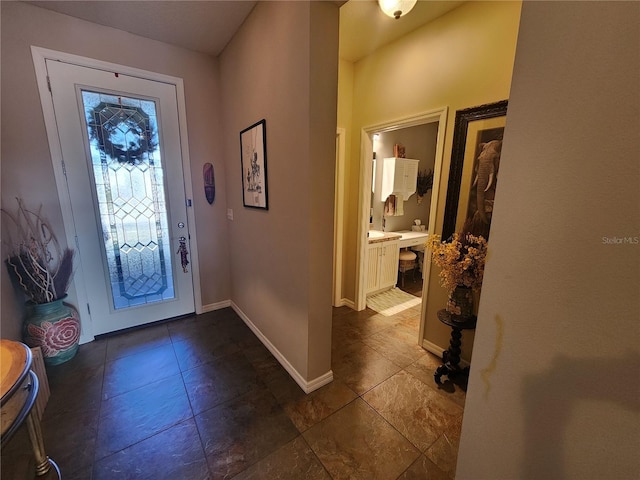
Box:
[340, 1, 522, 356]
[0, 2, 231, 339]
[457, 2, 640, 478]
[219, 1, 338, 382]
[307, 2, 340, 380]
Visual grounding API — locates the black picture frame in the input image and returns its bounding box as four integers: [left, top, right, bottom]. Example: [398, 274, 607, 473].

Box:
[240, 119, 268, 210]
[442, 100, 508, 240]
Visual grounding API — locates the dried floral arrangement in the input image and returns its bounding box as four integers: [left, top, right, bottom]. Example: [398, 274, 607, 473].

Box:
[2, 198, 74, 304]
[427, 232, 488, 295]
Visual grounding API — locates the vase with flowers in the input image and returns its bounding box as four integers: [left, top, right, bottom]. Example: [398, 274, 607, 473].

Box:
[2, 198, 80, 365]
[427, 232, 488, 319]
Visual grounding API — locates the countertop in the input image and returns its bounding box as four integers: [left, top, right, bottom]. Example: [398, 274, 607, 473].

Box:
[367, 230, 402, 244]
[367, 229, 428, 245]
[394, 230, 429, 239]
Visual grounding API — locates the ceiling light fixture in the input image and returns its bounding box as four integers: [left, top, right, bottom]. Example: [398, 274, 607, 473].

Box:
[378, 0, 417, 20]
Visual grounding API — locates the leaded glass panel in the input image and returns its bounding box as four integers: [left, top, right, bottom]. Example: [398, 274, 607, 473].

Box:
[81, 91, 175, 309]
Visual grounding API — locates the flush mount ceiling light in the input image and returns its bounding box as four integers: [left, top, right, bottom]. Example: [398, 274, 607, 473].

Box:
[378, 0, 417, 19]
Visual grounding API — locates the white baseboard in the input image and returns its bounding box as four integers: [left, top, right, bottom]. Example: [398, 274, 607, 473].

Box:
[339, 298, 356, 309]
[201, 299, 232, 313]
[422, 339, 470, 368]
[304, 370, 334, 392]
[333, 298, 355, 309]
[231, 301, 333, 394]
[422, 339, 445, 358]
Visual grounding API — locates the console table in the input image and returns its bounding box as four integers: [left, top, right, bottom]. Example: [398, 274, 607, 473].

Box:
[434, 310, 477, 385]
[1, 340, 60, 478]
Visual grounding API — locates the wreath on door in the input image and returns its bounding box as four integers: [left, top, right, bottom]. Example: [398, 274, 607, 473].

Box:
[88, 102, 157, 164]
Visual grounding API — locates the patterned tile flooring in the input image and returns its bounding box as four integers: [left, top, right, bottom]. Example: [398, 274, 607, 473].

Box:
[1, 301, 466, 480]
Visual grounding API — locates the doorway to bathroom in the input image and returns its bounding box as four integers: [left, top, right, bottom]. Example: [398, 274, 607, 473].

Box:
[355, 108, 448, 339]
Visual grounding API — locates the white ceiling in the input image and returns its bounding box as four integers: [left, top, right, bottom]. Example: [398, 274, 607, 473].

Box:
[26, 0, 464, 61]
[27, 0, 258, 57]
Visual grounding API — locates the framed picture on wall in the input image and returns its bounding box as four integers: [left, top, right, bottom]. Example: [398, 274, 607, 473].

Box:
[240, 119, 268, 210]
[442, 100, 508, 241]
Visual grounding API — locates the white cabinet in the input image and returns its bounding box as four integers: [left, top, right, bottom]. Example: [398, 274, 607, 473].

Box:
[381, 157, 420, 201]
[365, 239, 400, 294]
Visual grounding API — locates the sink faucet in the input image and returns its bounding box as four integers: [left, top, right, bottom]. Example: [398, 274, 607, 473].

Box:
[382, 217, 386, 231]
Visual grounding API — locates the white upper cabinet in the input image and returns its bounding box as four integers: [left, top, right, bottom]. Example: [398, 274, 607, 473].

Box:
[381, 157, 420, 201]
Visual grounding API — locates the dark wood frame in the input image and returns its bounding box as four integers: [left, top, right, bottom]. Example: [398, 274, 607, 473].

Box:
[240, 119, 269, 210]
[442, 100, 508, 240]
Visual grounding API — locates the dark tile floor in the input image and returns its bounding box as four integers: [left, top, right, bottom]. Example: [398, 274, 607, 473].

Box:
[1, 300, 466, 480]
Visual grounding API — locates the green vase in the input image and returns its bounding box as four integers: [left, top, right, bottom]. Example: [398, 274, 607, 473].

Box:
[446, 286, 474, 319]
[23, 295, 80, 366]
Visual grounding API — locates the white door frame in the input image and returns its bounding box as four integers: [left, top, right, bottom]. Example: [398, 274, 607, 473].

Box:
[355, 108, 448, 337]
[333, 128, 346, 307]
[31, 46, 202, 342]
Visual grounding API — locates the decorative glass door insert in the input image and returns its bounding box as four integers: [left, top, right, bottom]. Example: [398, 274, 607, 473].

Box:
[81, 91, 174, 309]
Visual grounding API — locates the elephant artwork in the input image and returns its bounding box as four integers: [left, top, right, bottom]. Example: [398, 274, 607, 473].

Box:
[463, 138, 502, 239]
[442, 100, 508, 241]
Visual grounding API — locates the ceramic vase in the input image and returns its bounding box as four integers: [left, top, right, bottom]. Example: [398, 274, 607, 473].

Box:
[447, 286, 474, 319]
[23, 295, 80, 366]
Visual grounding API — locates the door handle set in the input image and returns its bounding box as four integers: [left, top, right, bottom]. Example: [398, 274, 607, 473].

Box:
[177, 236, 189, 273]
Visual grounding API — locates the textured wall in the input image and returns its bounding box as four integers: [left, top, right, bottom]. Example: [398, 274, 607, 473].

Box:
[457, 2, 640, 478]
[219, 1, 338, 382]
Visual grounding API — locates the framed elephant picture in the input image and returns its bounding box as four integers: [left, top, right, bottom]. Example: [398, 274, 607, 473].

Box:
[442, 100, 508, 241]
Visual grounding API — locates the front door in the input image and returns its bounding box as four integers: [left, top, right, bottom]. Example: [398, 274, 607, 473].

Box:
[46, 59, 195, 335]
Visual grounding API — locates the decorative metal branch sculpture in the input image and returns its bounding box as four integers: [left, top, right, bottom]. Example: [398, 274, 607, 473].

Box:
[2, 198, 74, 304]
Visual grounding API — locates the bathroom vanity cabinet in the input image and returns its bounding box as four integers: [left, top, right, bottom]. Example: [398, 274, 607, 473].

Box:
[365, 238, 400, 294]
